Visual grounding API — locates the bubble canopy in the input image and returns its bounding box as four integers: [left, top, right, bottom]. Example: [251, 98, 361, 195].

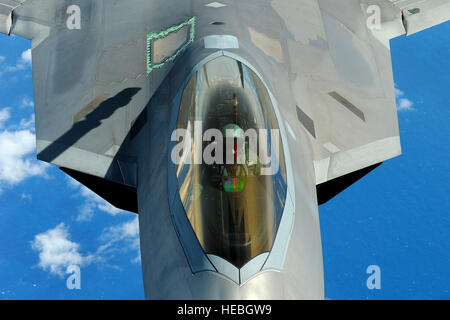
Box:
[175, 56, 287, 268]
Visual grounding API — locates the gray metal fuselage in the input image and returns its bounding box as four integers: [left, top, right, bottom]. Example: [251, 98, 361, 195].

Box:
[3, 0, 448, 300]
[135, 47, 323, 299]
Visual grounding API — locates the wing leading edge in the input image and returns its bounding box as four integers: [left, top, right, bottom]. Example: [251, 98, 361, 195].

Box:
[1, 0, 449, 204]
[389, 0, 450, 35]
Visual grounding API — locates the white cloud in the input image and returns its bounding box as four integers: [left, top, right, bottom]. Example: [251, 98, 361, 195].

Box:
[395, 85, 415, 112]
[0, 108, 10, 128]
[398, 98, 414, 111]
[20, 97, 34, 108]
[107, 216, 139, 243]
[0, 128, 48, 187]
[79, 184, 123, 215]
[21, 49, 32, 64]
[18, 113, 35, 130]
[67, 177, 126, 221]
[31, 218, 141, 278]
[5, 63, 27, 72]
[98, 216, 140, 264]
[0, 56, 5, 63]
[0, 107, 47, 192]
[2, 49, 32, 73]
[75, 204, 94, 222]
[31, 223, 94, 277]
[395, 88, 404, 98]
[97, 201, 124, 215]
[21, 193, 32, 201]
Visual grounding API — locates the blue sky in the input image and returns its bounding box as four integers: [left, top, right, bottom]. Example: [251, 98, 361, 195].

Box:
[321, 22, 450, 299]
[0, 21, 448, 300]
[0, 36, 144, 299]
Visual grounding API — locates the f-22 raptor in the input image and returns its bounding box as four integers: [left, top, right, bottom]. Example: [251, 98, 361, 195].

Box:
[0, 0, 448, 299]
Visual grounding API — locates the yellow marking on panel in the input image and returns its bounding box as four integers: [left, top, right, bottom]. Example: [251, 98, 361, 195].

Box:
[248, 27, 284, 63]
[73, 94, 110, 123]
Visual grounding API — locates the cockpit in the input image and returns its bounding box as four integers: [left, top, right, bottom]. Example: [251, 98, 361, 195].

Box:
[174, 56, 287, 268]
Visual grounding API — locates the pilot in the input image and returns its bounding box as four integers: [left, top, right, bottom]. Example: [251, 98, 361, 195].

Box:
[220, 123, 249, 193]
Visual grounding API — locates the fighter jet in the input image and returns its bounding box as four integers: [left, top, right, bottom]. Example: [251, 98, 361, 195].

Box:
[0, 0, 448, 299]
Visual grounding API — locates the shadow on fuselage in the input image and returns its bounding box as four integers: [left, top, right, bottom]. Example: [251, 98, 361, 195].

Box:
[38, 87, 141, 163]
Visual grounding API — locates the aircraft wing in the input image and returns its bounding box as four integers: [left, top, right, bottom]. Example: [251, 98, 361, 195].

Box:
[1, 0, 449, 206]
[274, 0, 448, 193]
[0, 0, 196, 211]
[0, 1, 23, 35]
[388, 0, 450, 35]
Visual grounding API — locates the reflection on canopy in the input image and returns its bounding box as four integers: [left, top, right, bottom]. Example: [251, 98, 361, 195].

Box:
[176, 56, 287, 268]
